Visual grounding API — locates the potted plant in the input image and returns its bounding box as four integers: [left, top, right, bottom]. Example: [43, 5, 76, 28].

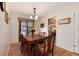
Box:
[31, 27, 36, 35]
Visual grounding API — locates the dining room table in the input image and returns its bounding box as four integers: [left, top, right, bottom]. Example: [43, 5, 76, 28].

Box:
[23, 34, 46, 56]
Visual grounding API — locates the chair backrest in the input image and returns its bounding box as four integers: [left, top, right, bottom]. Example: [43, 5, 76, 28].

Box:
[46, 34, 55, 53]
[38, 32, 47, 37]
[19, 34, 27, 45]
[35, 33, 55, 55]
[19, 34, 23, 42]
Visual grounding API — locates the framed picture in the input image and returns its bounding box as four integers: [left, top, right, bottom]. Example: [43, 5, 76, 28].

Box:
[40, 23, 44, 28]
[58, 18, 71, 25]
[0, 2, 6, 12]
[5, 11, 9, 24]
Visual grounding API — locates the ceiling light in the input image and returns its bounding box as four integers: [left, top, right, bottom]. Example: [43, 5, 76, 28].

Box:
[30, 8, 38, 20]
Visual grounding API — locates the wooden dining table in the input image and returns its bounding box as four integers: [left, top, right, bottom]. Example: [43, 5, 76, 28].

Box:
[23, 34, 45, 55]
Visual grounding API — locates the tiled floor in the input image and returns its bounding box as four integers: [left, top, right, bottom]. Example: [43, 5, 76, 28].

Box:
[8, 43, 78, 56]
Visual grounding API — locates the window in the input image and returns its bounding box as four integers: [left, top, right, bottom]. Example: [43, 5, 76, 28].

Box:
[20, 19, 34, 35]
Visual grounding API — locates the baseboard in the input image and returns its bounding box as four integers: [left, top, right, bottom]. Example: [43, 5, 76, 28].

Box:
[55, 45, 73, 53]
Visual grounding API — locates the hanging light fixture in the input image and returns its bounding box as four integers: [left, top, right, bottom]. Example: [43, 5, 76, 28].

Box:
[30, 8, 38, 20]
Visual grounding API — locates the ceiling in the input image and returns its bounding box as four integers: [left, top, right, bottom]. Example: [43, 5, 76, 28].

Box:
[6, 2, 79, 19]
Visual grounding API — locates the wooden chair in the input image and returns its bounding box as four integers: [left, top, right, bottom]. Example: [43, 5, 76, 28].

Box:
[18, 18, 28, 55]
[38, 32, 47, 47]
[19, 34, 28, 55]
[38, 32, 47, 37]
[34, 34, 55, 56]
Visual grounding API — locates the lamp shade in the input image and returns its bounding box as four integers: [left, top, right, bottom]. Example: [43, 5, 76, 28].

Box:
[35, 15, 38, 20]
[30, 15, 38, 20]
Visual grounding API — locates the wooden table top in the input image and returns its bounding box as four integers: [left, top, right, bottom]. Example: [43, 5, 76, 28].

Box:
[23, 34, 45, 43]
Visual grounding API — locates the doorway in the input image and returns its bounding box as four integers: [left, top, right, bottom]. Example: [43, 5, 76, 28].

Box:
[48, 17, 56, 35]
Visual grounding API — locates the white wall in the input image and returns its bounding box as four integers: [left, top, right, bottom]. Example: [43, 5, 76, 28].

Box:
[56, 12, 74, 52]
[0, 11, 10, 55]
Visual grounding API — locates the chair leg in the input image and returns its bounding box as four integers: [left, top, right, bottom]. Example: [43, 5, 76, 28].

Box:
[20, 47, 26, 56]
[32, 45, 36, 56]
[52, 44, 55, 56]
[52, 51, 53, 56]
[20, 47, 23, 55]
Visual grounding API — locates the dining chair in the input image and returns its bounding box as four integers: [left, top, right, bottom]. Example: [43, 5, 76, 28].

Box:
[34, 33, 55, 56]
[19, 34, 28, 55]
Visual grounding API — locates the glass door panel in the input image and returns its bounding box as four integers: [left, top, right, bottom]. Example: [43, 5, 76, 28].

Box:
[21, 21, 27, 35]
